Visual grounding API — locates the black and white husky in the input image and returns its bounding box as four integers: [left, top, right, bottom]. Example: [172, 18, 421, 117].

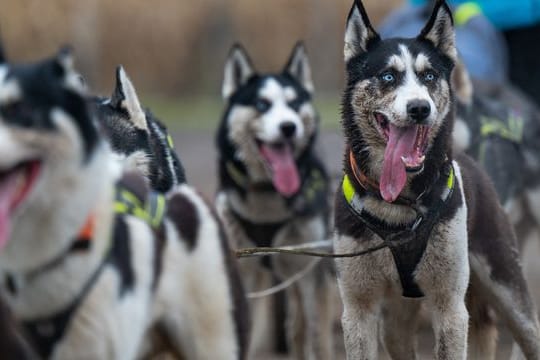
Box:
[215, 43, 334, 358]
[95, 65, 186, 192]
[0, 49, 248, 359]
[335, 1, 540, 359]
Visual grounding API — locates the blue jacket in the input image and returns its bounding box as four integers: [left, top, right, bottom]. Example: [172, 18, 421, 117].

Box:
[380, 4, 508, 83]
[411, 0, 540, 29]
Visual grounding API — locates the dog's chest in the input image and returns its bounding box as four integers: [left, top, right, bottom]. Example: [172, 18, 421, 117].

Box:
[226, 189, 293, 223]
[334, 162, 468, 297]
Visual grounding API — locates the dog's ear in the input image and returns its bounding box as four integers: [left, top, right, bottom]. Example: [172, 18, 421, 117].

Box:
[222, 44, 255, 100]
[418, 0, 456, 60]
[53, 46, 86, 94]
[110, 65, 147, 130]
[0, 42, 6, 64]
[344, 0, 380, 63]
[283, 41, 314, 95]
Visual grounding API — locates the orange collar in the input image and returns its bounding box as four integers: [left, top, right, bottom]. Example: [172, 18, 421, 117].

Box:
[348, 150, 380, 193]
[348, 150, 416, 206]
[76, 214, 95, 242]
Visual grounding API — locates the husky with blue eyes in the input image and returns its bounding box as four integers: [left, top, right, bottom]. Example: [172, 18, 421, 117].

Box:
[0, 48, 248, 359]
[215, 43, 334, 358]
[334, 0, 540, 358]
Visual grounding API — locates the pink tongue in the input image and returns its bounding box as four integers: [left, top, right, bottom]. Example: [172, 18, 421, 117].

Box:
[0, 173, 20, 250]
[260, 144, 301, 197]
[380, 124, 418, 202]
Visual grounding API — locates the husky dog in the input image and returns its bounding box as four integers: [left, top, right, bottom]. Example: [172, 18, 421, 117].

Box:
[452, 65, 540, 243]
[0, 49, 248, 359]
[334, 1, 540, 358]
[215, 43, 334, 358]
[95, 66, 186, 193]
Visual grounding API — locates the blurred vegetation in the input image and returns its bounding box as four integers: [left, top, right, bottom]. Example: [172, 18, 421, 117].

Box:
[0, 0, 401, 129]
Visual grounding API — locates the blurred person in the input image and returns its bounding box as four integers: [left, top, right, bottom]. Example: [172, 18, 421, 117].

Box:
[380, 0, 540, 104]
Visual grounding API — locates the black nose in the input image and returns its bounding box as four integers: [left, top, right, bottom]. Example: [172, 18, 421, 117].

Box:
[407, 100, 431, 123]
[280, 121, 297, 138]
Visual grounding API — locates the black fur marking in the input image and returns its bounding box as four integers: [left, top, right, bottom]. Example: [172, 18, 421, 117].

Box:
[0, 40, 5, 64]
[1, 58, 99, 161]
[146, 113, 186, 190]
[166, 193, 199, 251]
[109, 217, 135, 296]
[151, 226, 166, 292]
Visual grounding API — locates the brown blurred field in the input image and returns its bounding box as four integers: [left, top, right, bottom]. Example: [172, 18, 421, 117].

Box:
[0, 0, 402, 97]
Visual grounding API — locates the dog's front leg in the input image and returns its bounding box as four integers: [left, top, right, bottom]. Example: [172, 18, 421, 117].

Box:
[428, 296, 469, 360]
[340, 294, 381, 360]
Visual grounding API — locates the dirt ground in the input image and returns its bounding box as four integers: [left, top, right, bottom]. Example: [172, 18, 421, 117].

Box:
[172, 129, 526, 359]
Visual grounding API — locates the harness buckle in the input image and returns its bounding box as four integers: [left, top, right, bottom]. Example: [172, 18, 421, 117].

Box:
[411, 214, 423, 231]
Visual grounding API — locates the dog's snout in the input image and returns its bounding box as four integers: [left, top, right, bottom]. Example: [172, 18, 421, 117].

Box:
[280, 121, 297, 138]
[407, 100, 431, 123]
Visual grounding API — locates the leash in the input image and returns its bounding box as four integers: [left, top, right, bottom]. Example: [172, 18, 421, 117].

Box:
[237, 239, 392, 299]
[234, 239, 389, 259]
[247, 258, 320, 299]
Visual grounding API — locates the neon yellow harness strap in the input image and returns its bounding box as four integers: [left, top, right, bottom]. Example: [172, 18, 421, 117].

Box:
[113, 187, 166, 229]
[342, 174, 356, 204]
[342, 165, 454, 207]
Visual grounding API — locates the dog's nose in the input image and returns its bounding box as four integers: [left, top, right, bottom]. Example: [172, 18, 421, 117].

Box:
[280, 121, 297, 138]
[407, 100, 431, 123]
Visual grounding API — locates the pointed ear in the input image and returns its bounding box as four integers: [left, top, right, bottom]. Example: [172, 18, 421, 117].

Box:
[54, 46, 75, 76]
[53, 46, 86, 93]
[418, 0, 457, 60]
[283, 41, 314, 94]
[344, 0, 380, 63]
[110, 66, 147, 130]
[222, 44, 255, 100]
[0, 41, 6, 64]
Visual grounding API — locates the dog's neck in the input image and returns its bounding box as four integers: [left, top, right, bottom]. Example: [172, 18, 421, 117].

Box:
[343, 115, 454, 224]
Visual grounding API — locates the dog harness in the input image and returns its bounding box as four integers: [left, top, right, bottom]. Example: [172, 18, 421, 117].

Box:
[458, 97, 524, 204]
[226, 161, 329, 269]
[19, 174, 166, 358]
[342, 159, 455, 298]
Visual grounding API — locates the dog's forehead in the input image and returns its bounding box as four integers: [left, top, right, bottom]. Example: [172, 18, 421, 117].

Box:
[258, 76, 298, 102]
[352, 38, 446, 77]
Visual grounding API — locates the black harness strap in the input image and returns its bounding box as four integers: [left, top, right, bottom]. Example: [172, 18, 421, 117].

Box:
[227, 160, 329, 269]
[22, 255, 108, 358]
[343, 163, 455, 298]
[18, 173, 167, 358]
[231, 210, 287, 269]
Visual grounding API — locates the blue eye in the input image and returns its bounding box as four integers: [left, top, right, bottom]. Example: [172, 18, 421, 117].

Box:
[423, 71, 436, 82]
[380, 73, 395, 83]
[255, 98, 271, 113]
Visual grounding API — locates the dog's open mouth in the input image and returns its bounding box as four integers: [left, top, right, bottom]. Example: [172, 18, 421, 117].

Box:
[0, 160, 42, 250]
[374, 112, 430, 202]
[256, 139, 300, 197]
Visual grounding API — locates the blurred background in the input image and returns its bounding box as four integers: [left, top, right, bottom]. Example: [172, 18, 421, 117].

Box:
[0, 0, 402, 130]
[1, 1, 539, 358]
